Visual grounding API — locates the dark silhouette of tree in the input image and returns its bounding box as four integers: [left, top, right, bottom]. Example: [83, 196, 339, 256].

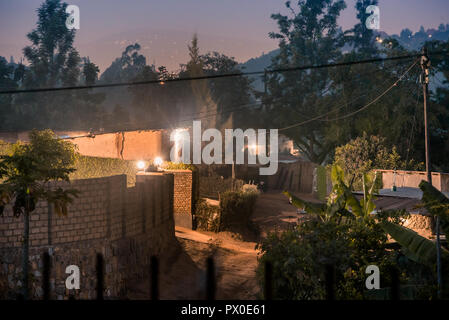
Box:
[263, 0, 347, 164]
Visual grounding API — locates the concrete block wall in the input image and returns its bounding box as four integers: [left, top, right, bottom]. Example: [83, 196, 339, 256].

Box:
[377, 170, 449, 192]
[152, 170, 195, 229]
[0, 173, 175, 299]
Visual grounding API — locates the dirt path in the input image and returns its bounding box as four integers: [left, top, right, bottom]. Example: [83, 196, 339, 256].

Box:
[251, 190, 317, 237]
[127, 227, 260, 300]
[127, 190, 318, 300]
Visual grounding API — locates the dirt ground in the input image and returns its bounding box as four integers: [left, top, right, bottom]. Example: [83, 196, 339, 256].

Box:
[127, 190, 317, 300]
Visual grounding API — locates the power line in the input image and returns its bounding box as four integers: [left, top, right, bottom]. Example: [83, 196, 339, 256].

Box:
[56, 60, 421, 139]
[1, 51, 447, 95]
[278, 59, 420, 131]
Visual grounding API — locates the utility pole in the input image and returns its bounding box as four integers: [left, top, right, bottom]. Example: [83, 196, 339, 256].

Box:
[421, 46, 442, 298]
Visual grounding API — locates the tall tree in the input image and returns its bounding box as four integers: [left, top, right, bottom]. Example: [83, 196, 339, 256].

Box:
[263, 0, 347, 164]
[0, 57, 17, 129]
[201, 52, 252, 129]
[23, 0, 79, 89]
[13, 0, 82, 130]
[181, 34, 218, 129]
[350, 0, 379, 56]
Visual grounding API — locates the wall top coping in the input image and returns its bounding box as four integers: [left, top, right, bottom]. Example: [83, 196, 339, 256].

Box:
[374, 169, 448, 176]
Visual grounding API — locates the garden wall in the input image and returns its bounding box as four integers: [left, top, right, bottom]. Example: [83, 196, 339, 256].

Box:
[67, 130, 171, 161]
[0, 173, 176, 299]
[266, 161, 315, 193]
[376, 169, 449, 192]
[138, 170, 198, 229]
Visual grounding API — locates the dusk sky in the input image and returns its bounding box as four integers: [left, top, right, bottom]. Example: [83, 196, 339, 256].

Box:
[1, 0, 449, 73]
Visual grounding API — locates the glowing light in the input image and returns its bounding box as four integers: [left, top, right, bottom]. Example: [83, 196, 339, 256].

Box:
[174, 129, 185, 143]
[137, 161, 146, 170]
[154, 157, 163, 167]
[248, 144, 259, 155]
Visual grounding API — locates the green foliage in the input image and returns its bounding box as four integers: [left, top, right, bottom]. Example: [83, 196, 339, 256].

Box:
[164, 162, 197, 171]
[0, 129, 79, 298]
[266, 165, 427, 299]
[256, 218, 396, 300]
[219, 190, 258, 231]
[70, 156, 138, 186]
[0, 129, 79, 216]
[419, 180, 449, 237]
[262, 0, 347, 164]
[379, 221, 449, 268]
[195, 199, 220, 232]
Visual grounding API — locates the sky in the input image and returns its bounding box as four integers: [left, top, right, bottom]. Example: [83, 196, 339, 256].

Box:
[1, 0, 448, 73]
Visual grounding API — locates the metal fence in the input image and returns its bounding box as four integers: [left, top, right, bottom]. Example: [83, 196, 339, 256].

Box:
[14, 252, 400, 300]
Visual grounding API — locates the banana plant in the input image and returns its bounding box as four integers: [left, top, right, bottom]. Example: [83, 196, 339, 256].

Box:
[419, 180, 449, 237]
[283, 165, 378, 222]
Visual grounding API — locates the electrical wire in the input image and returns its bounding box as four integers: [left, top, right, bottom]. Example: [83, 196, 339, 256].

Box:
[1, 51, 447, 95]
[277, 59, 420, 131]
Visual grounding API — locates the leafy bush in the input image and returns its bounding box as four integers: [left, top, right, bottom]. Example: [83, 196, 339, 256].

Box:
[195, 198, 220, 232]
[219, 190, 258, 231]
[333, 133, 423, 190]
[256, 218, 398, 300]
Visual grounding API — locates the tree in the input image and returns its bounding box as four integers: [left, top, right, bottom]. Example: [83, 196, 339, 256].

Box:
[262, 0, 347, 164]
[0, 56, 17, 129]
[0, 130, 79, 299]
[258, 166, 402, 299]
[201, 51, 253, 128]
[180, 34, 218, 128]
[83, 59, 100, 86]
[100, 43, 147, 83]
[13, 0, 82, 129]
[333, 133, 423, 189]
[349, 0, 379, 56]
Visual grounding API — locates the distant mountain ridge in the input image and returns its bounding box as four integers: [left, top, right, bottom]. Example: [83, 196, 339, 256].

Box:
[239, 24, 449, 92]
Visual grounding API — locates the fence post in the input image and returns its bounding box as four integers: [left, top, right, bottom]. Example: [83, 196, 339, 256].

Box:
[150, 255, 159, 300]
[96, 253, 104, 300]
[390, 267, 399, 300]
[264, 261, 273, 300]
[42, 251, 51, 300]
[206, 257, 215, 300]
[325, 264, 335, 300]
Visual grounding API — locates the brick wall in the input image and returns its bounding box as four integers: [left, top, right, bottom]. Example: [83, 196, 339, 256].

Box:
[141, 170, 197, 229]
[0, 173, 175, 299]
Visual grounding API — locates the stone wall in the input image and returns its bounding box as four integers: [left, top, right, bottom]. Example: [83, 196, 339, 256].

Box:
[0, 173, 175, 299]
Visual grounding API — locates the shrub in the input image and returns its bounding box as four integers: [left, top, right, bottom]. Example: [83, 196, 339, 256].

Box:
[333, 133, 423, 190]
[195, 198, 220, 232]
[219, 190, 258, 231]
[256, 218, 399, 300]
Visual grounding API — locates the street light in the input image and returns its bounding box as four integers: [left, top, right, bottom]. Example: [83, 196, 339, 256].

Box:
[154, 157, 163, 168]
[136, 160, 146, 171]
